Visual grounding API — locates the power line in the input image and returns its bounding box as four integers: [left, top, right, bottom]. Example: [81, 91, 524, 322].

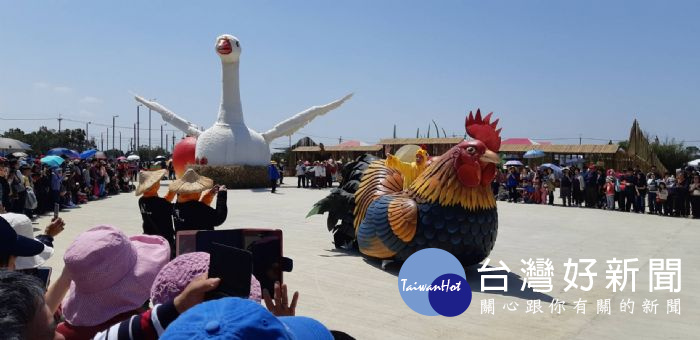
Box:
[0, 114, 180, 133]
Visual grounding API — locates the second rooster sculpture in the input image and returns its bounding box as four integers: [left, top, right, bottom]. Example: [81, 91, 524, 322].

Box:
[310, 110, 502, 266]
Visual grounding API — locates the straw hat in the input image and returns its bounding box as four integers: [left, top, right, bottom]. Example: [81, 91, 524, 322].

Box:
[170, 169, 213, 194]
[135, 169, 167, 196]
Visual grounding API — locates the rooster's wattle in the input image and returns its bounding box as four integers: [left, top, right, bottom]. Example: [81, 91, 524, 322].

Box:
[310, 110, 502, 265]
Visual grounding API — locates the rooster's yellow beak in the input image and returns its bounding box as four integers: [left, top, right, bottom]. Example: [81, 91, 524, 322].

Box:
[480, 150, 500, 164]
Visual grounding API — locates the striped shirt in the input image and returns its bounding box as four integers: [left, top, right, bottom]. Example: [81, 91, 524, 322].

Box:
[93, 302, 179, 340]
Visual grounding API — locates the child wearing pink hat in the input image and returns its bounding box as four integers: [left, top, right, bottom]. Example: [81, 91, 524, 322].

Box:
[56, 225, 170, 340]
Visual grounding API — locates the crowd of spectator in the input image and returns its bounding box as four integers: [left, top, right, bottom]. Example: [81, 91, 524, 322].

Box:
[294, 159, 342, 189]
[0, 155, 142, 219]
[0, 165, 351, 339]
[495, 163, 700, 218]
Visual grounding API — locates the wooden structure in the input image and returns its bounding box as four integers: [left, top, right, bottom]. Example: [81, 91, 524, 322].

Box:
[626, 119, 667, 173]
[378, 137, 463, 156]
[499, 144, 627, 169]
[291, 145, 383, 165]
[292, 118, 667, 173]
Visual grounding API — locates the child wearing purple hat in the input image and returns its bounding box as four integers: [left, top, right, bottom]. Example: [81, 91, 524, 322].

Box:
[150, 252, 263, 304]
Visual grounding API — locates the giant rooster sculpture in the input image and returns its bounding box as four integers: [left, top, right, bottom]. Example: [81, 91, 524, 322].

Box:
[309, 110, 501, 265]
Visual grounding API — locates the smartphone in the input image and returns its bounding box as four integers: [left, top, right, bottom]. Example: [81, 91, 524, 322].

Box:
[206, 242, 252, 300]
[36, 266, 52, 288]
[53, 203, 59, 219]
[196, 229, 284, 297]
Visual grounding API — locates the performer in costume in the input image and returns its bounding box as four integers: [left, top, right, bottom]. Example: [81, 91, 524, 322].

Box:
[385, 148, 429, 190]
[171, 169, 228, 231]
[136, 169, 176, 257]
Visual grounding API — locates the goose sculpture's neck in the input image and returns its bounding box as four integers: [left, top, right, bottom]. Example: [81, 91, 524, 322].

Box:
[217, 60, 244, 126]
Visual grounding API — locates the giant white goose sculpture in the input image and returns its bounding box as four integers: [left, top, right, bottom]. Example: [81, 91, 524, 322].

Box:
[135, 34, 352, 166]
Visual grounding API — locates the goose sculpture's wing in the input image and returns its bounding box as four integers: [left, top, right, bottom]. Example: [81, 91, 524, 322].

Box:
[261, 93, 353, 143]
[134, 95, 202, 137]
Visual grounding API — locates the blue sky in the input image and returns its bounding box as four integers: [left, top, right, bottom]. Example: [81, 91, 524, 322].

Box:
[1, 0, 698, 150]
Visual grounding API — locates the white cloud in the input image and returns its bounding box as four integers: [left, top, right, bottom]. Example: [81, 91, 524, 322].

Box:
[80, 96, 103, 104]
[33, 81, 50, 89]
[53, 86, 73, 94]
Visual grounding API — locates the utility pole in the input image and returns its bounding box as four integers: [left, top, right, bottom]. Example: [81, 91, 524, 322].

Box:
[579, 134, 582, 145]
[100, 133, 104, 150]
[129, 138, 133, 152]
[136, 104, 141, 151]
[165, 133, 169, 153]
[112, 115, 119, 151]
[339, 136, 342, 144]
[133, 123, 137, 151]
[119, 131, 122, 152]
[57, 114, 63, 132]
[148, 108, 152, 159]
[85, 122, 91, 149]
[172, 135, 175, 151]
[160, 124, 166, 150]
[106, 128, 109, 150]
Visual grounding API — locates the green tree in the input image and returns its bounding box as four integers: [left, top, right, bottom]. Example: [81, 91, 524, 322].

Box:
[2, 126, 97, 155]
[132, 146, 170, 161]
[652, 138, 693, 171]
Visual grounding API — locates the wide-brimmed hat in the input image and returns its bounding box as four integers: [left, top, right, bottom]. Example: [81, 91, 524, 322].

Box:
[0, 213, 53, 270]
[170, 169, 213, 194]
[135, 169, 167, 196]
[150, 252, 262, 305]
[161, 297, 333, 340]
[61, 225, 170, 326]
[0, 215, 45, 263]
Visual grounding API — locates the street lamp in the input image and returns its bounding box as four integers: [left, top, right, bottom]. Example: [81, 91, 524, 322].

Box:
[112, 115, 119, 151]
[148, 99, 155, 160]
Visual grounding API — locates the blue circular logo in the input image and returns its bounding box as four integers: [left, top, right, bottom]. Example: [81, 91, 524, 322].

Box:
[398, 248, 472, 316]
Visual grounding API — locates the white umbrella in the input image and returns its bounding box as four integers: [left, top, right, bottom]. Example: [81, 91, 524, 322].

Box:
[127, 155, 140, 161]
[12, 152, 28, 158]
[688, 159, 700, 167]
[504, 160, 524, 167]
[0, 137, 31, 151]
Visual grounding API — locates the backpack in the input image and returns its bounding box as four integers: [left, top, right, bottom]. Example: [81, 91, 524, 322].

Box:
[25, 187, 38, 210]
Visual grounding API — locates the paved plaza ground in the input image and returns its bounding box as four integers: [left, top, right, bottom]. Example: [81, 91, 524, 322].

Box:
[39, 178, 698, 339]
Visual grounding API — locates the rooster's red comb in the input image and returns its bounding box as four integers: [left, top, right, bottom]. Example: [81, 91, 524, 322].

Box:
[465, 109, 502, 151]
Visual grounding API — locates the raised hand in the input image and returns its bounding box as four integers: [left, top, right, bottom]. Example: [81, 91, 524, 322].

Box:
[263, 282, 299, 317]
[45, 217, 65, 238]
[173, 275, 221, 314]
